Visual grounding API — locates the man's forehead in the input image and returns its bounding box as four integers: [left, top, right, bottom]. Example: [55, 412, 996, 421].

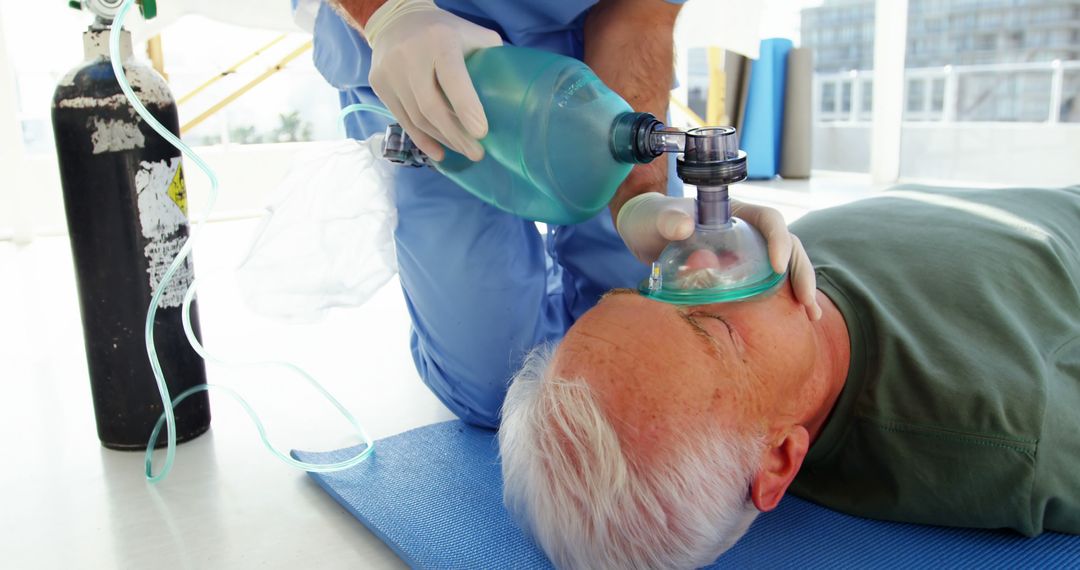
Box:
[554, 292, 757, 446]
[562, 292, 743, 384]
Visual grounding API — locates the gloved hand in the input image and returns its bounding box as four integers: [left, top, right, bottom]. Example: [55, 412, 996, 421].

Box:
[365, 0, 502, 162]
[616, 192, 821, 320]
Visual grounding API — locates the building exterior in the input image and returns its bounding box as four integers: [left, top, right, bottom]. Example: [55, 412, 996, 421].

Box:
[802, 0, 1080, 72]
[801, 0, 1080, 123]
[800, 0, 876, 72]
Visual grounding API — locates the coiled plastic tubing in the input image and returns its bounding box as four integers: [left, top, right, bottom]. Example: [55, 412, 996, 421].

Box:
[110, 0, 396, 482]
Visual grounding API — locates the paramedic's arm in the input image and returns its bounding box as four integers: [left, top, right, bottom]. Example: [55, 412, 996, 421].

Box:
[326, 0, 384, 28]
[584, 0, 683, 222]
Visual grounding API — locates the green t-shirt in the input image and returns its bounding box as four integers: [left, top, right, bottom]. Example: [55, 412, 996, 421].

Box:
[788, 185, 1080, 536]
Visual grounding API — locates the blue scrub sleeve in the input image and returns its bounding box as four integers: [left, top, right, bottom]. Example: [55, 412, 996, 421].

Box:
[335, 86, 572, 428]
[392, 168, 572, 429]
[309, 0, 688, 428]
[312, 1, 371, 90]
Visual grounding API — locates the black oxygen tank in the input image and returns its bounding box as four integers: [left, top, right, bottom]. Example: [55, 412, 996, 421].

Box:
[51, 23, 210, 450]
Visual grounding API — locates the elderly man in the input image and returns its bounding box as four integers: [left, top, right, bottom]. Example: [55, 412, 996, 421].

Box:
[500, 185, 1080, 568]
[305, 0, 817, 427]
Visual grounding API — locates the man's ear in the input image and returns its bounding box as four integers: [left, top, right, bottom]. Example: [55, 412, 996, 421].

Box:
[750, 425, 810, 512]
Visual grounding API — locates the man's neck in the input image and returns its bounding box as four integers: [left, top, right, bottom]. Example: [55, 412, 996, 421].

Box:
[802, 289, 851, 443]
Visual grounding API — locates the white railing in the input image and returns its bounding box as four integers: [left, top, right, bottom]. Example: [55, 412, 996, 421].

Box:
[814, 60, 1080, 124]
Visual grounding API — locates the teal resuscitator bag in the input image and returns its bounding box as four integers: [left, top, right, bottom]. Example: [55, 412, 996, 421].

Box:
[382, 45, 670, 226]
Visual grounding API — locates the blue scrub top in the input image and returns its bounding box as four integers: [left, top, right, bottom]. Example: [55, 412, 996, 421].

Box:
[310, 0, 685, 136]
[302, 0, 687, 427]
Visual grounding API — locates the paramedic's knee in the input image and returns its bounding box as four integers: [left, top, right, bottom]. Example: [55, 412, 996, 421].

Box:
[409, 331, 506, 428]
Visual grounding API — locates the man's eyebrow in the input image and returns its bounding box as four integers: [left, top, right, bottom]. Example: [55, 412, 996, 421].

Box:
[600, 288, 638, 300]
[677, 311, 724, 356]
[601, 288, 735, 356]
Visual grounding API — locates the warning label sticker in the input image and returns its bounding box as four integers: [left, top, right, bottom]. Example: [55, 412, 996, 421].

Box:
[167, 164, 188, 214]
[136, 157, 194, 309]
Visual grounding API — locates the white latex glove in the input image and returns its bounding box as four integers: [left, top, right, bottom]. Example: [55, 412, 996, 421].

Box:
[616, 192, 822, 320]
[365, 0, 502, 162]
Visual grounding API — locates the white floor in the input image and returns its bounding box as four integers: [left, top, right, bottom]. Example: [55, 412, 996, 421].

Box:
[0, 218, 457, 569]
[0, 173, 879, 569]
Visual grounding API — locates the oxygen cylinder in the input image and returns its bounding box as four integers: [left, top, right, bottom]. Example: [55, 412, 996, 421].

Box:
[51, 21, 210, 450]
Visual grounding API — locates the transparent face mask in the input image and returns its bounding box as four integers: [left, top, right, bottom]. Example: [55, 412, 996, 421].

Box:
[640, 214, 784, 305]
[639, 127, 785, 305]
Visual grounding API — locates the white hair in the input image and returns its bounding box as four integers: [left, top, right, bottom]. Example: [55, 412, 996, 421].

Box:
[499, 346, 767, 569]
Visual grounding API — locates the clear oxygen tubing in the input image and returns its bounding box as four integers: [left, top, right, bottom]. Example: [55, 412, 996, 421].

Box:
[339, 103, 396, 124]
[110, 0, 394, 482]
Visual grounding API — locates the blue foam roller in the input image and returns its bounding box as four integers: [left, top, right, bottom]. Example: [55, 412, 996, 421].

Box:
[294, 421, 1080, 569]
[742, 38, 793, 180]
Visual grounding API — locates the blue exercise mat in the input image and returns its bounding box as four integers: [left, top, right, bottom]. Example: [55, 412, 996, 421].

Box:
[294, 421, 1080, 569]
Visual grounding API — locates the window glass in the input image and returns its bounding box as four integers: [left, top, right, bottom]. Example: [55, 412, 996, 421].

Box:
[860, 79, 874, 115]
[2, 1, 341, 155]
[1063, 70, 1080, 123]
[906, 78, 924, 113]
[956, 71, 1053, 122]
[802, 0, 876, 172]
[930, 77, 945, 113]
[899, 0, 1079, 185]
[822, 82, 837, 116]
